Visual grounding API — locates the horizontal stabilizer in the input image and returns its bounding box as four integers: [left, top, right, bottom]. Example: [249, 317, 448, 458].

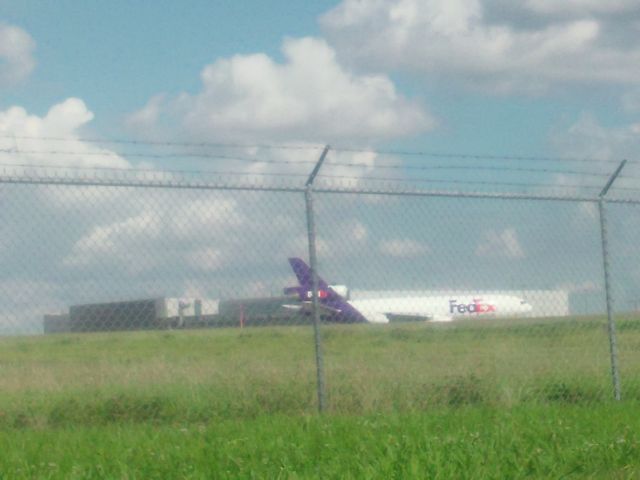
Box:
[283, 302, 342, 315]
[431, 315, 453, 322]
[282, 304, 303, 311]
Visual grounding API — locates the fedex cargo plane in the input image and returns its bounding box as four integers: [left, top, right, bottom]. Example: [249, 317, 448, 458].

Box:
[284, 257, 533, 324]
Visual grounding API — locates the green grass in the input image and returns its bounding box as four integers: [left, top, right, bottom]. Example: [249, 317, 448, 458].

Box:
[1, 316, 640, 477]
[2, 405, 640, 478]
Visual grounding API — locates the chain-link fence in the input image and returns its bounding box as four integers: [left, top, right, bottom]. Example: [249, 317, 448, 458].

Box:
[0, 166, 638, 417]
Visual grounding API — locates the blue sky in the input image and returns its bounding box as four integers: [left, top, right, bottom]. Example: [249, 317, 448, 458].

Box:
[1, 1, 333, 129]
[3, 0, 640, 159]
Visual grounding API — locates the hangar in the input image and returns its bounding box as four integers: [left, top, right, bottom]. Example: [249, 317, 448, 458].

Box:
[43, 296, 300, 333]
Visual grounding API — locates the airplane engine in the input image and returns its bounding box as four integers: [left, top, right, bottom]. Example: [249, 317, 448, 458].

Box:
[329, 285, 350, 300]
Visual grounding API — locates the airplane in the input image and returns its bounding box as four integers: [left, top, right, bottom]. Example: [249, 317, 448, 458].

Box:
[283, 257, 533, 324]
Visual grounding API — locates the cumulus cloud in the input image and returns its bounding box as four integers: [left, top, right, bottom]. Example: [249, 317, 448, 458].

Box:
[216, 143, 384, 186]
[536, 112, 640, 199]
[621, 90, 640, 113]
[63, 212, 161, 271]
[321, 0, 640, 93]
[124, 94, 165, 131]
[185, 247, 225, 271]
[0, 23, 35, 87]
[278, 217, 371, 264]
[0, 98, 129, 168]
[127, 37, 433, 143]
[63, 196, 245, 272]
[476, 228, 525, 258]
[551, 113, 640, 168]
[351, 221, 368, 242]
[524, 0, 638, 16]
[378, 238, 430, 257]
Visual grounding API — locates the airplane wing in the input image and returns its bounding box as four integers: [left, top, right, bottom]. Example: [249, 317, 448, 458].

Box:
[282, 302, 342, 315]
[364, 311, 391, 324]
[384, 312, 452, 322]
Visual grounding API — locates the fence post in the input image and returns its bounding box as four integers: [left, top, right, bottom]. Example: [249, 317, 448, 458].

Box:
[305, 145, 330, 413]
[598, 159, 626, 401]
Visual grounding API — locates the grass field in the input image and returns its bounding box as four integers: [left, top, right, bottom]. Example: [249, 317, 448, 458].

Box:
[1, 316, 640, 477]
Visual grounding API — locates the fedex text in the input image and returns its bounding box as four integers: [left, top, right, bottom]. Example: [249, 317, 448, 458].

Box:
[449, 299, 496, 315]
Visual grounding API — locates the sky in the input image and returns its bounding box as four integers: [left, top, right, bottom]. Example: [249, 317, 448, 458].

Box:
[1, 1, 640, 332]
[3, 0, 640, 159]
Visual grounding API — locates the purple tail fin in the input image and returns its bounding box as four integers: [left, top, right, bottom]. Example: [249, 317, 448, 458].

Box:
[288, 257, 330, 291]
[286, 257, 367, 323]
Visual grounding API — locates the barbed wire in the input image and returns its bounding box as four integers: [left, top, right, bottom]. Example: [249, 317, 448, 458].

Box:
[0, 148, 624, 179]
[1, 134, 634, 165]
[317, 174, 640, 193]
[0, 162, 624, 191]
[1, 139, 638, 194]
[318, 174, 598, 190]
[0, 164, 309, 180]
[2, 170, 638, 203]
[330, 145, 634, 165]
[0, 169, 635, 193]
[1, 135, 323, 152]
[619, 174, 640, 181]
[0, 165, 638, 197]
[0, 148, 318, 166]
[325, 161, 612, 178]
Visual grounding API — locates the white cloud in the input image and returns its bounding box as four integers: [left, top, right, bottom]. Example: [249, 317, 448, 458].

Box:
[0, 278, 64, 334]
[351, 221, 368, 242]
[476, 228, 524, 258]
[321, 0, 640, 93]
[63, 212, 161, 270]
[284, 234, 330, 259]
[552, 113, 640, 162]
[62, 194, 249, 271]
[0, 23, 35, 87]
[0, 98, 129, 168]
[185, 247, 225, 271]
[621, 90, 640, 113]
[124, 94, 165, 132]
[545, 113, 640, 198]
[280, 219, 371, 261]
[525, 0, 638, 16]
[378, 238, 429, 257]
[169, 198, 245, 239]
[127, 37, 433, 143]
[578, 202, 598, 220]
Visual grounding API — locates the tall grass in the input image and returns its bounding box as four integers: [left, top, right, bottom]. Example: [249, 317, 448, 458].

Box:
[1, 405, 640, 478]
[0, 317, 637, 426]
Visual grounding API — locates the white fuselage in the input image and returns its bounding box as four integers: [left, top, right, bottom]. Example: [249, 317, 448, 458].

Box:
[349, 295, 533, 324]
